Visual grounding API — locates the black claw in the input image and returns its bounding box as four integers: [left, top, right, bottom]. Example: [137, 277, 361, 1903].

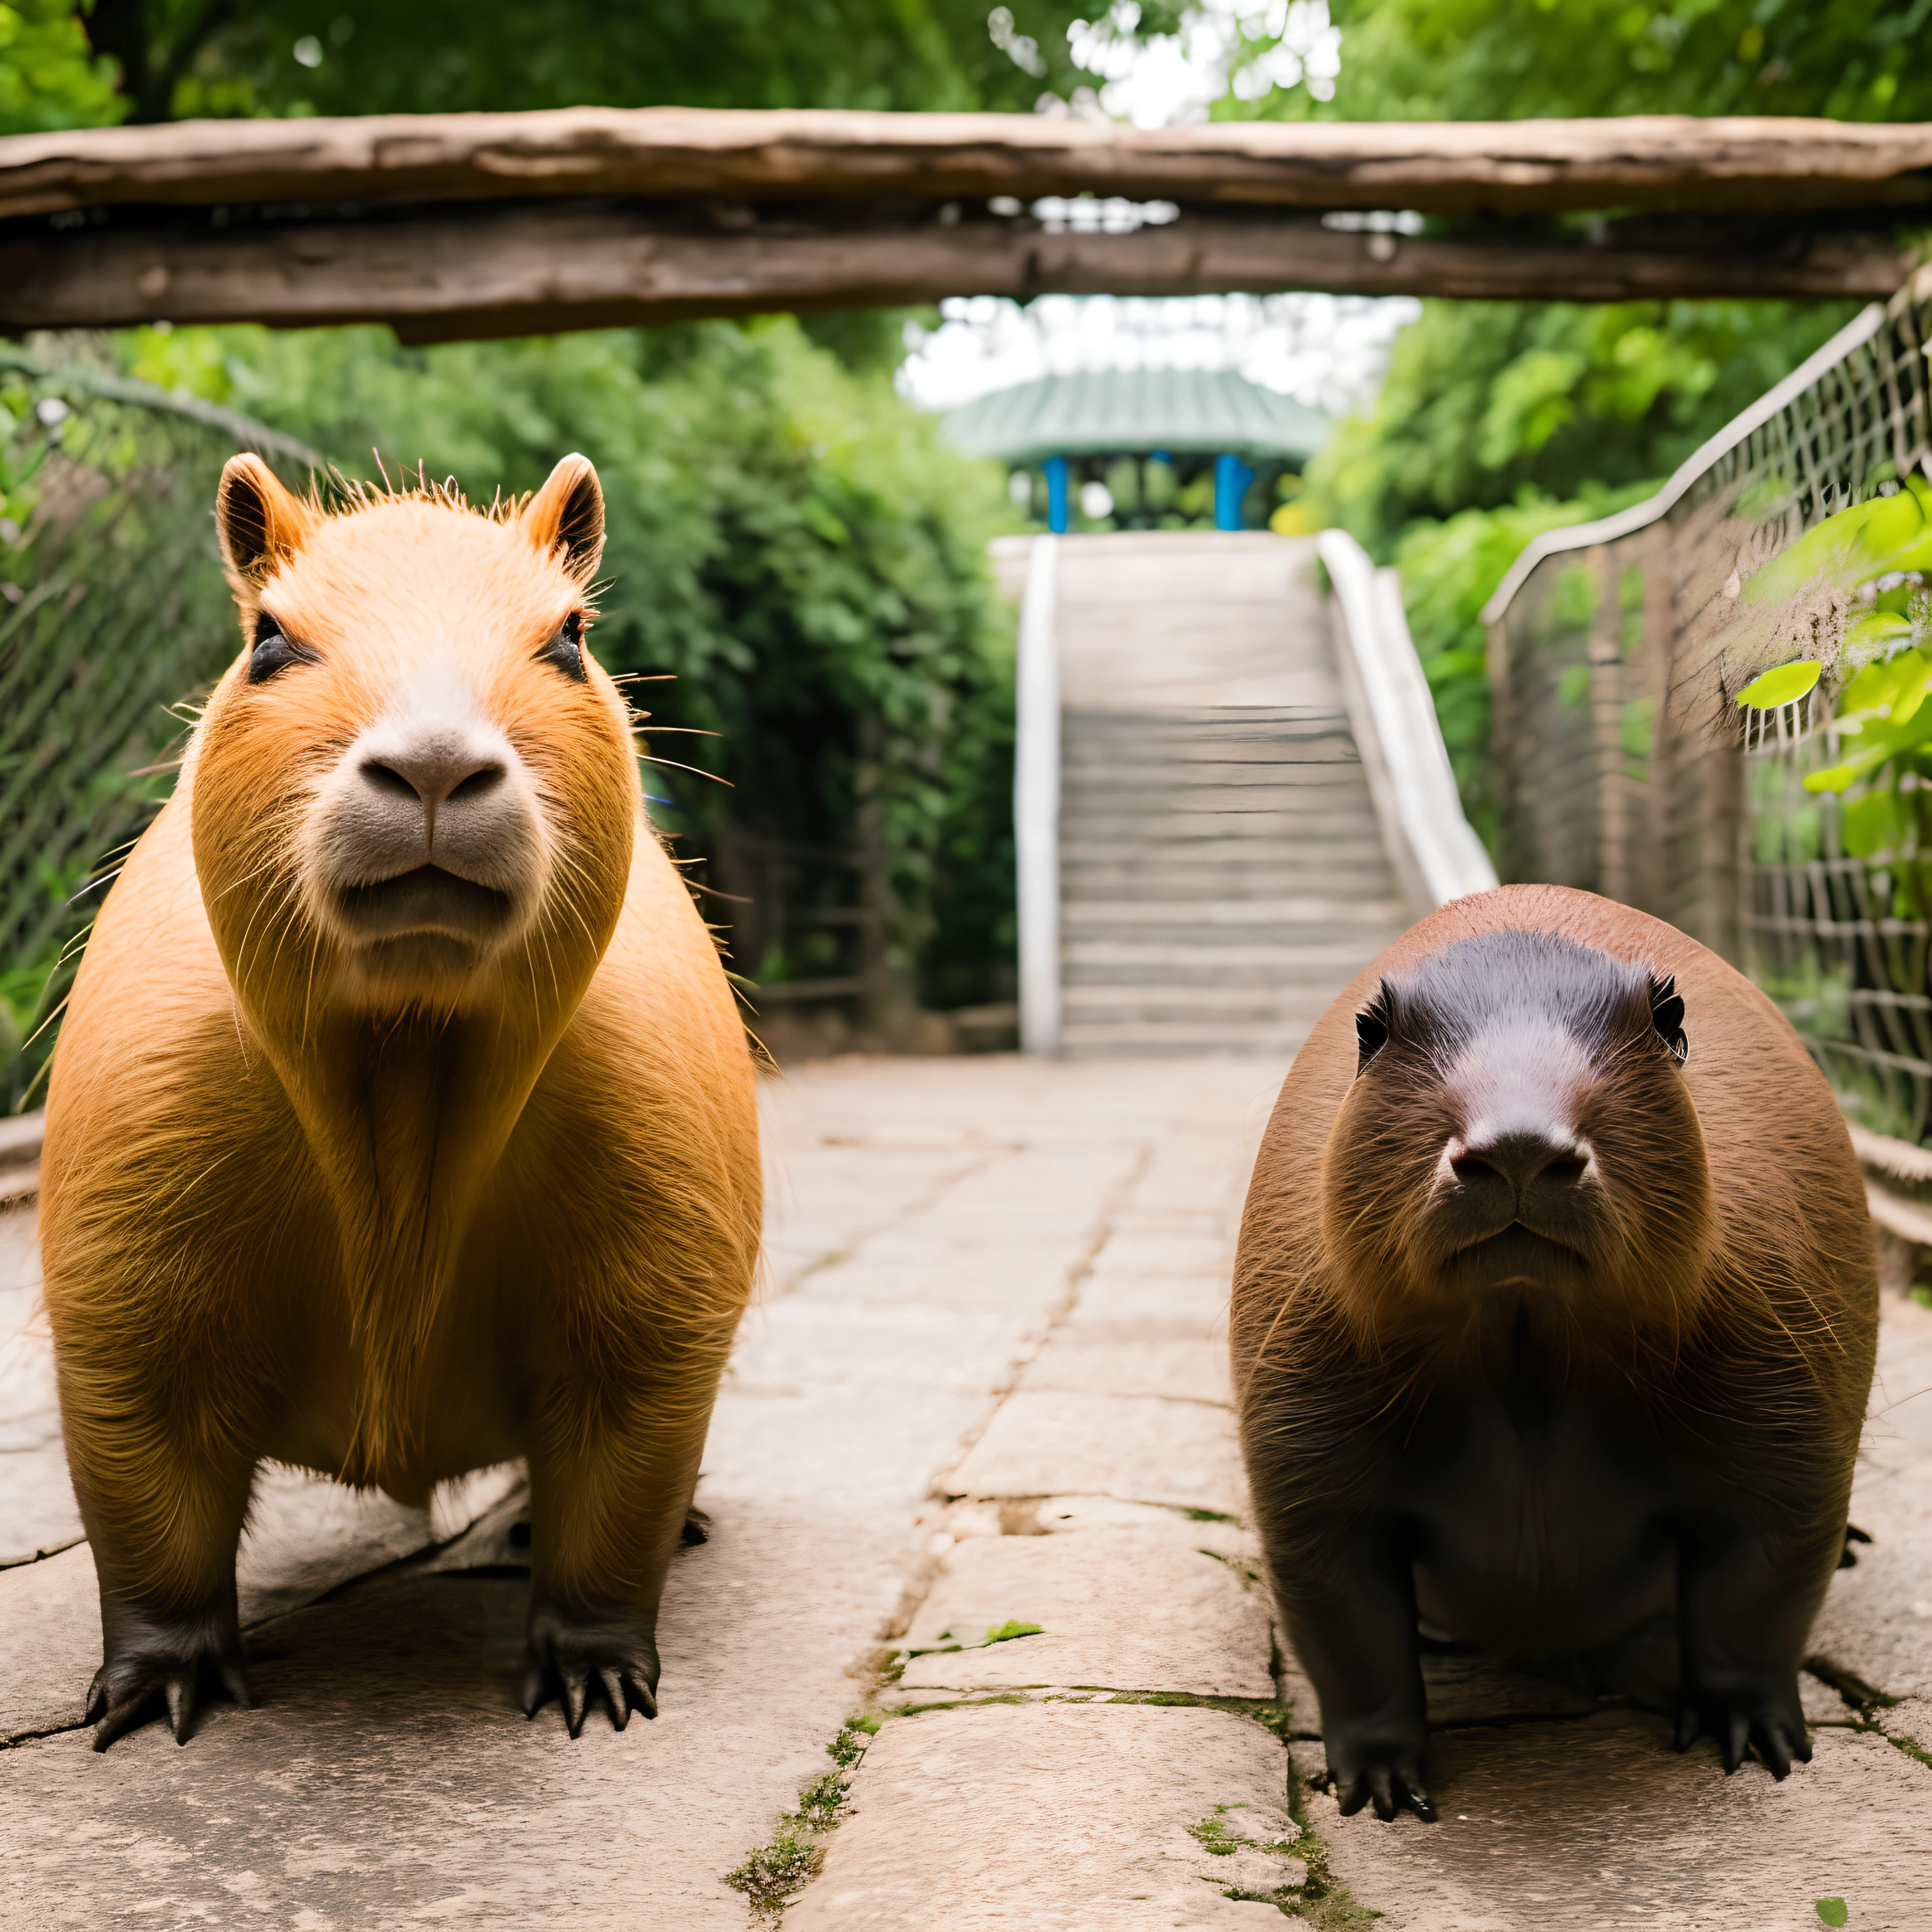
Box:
[561, 1664, 589, 1738]
[165, 1672, 199, 1745]
[219, 1662, 253, 1711]
[1723, 1712, 1750, 1774]
[521, 1667, 547, 1718]
[1335, 1774, 1367, 1818]
[92, 1696, 152, 1753]
[598, 1667, 629, 1730]
[84, 1672, 108, 1727]
[1794, 1729, 1814, 1765]
[1406, 1788, 1438, 1823]
[1674, 1704, 1699, 1753]
[627, 1673, 658, 1721]
[1368, 1769, 1398, 1822]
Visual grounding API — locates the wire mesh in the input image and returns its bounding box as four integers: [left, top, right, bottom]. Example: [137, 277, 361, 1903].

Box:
[1487, 264, 1932, 1145]
[0, 345, 319, 1104]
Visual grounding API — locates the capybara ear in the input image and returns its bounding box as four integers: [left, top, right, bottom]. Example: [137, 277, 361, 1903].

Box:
[523, 453, 605, 584]
[1649, 973, 1687, 1065]
[1356, 981, 1394, 1077]
[214, 453, 314, 589]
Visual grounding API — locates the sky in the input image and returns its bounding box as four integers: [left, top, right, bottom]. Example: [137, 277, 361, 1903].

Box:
[896, 2, 1415, 418]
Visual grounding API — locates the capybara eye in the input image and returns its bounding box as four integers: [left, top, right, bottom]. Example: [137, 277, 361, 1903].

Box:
[247, 611, 317, 684]
[537, 611, 589, 683]
[1355, 984, 1393, 1076]
[1649, 973, 1688, 1065]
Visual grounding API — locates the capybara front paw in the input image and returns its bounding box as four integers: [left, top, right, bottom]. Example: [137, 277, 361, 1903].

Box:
[1326, 1736, 1436, 1822]
[522, 1600, 660, 1736]
[86, 1611, 251, 1752]
[1674, 1685, 1811, 1779]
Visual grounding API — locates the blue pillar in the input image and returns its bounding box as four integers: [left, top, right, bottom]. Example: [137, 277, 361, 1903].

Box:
[1214, 453, 1256, 531]
[1044, 455, 1070, 534]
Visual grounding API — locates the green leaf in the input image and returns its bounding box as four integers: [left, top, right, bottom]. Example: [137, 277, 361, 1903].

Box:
[1846, 611, 1914, 655]
[982, 1621, 1044, 1645]
[1736, 660, 1821, 710]
[1816, 1899, 1848, 1927]
[1839, 791, 1899, 858]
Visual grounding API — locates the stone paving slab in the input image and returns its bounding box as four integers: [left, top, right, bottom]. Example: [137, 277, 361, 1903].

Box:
[897, 1523, 1273, 1699]
[1315, 1713, 1932, 1931]
[1021, 1333, 1233, 1405]
[787, 1702, 1297, 1930]
[1, 1499, 896, 1931]
[13, 1048, 1932, 1929]
[942, 1388, 1248, 1516]
[0, 1053, 1283, 1932]
[0, 1462, 525, 1743]
[1060, 1272, 1231, 1343]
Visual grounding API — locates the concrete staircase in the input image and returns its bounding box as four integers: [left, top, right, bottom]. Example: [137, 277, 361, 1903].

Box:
[1046, 533, 1409, 1060]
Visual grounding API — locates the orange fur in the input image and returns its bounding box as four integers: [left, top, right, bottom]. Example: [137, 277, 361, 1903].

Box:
[41, 455, 760, 1740]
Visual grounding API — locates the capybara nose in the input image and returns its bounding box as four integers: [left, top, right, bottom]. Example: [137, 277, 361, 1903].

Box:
[316, 706, 543, 911]
[359, 739, 506, 814]
[1451, 1128, 1589, 1198]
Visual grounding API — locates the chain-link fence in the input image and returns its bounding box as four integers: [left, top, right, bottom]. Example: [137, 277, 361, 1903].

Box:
[0, 345, 319, 1107]
[1485, 264, 1932, 1148]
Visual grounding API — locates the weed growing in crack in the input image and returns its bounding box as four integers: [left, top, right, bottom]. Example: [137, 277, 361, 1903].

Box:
[787, 1773, 850, 1829]
[724, 1716, 876, 1923]
[827, 1715, 880, 1768]
[724, 1832, 823, 1924]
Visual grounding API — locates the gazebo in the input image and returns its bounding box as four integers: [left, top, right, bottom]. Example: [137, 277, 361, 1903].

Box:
[941, 365, 1333, 532]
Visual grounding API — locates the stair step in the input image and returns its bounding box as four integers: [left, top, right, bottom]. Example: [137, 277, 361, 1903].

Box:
[1064, 937, 1399, 974]
[1063, 897, 1408, 928]
[1061, 983, 1349, 1016]
[1062, 870, 1396, 901]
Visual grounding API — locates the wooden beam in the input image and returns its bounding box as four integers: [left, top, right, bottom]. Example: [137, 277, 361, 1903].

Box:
[3, 110, 1931, 223]
[0, 206, 1908, 336]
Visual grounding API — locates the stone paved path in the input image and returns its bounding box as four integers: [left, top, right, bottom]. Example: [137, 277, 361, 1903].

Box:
[4, 1052, 1931, 1929]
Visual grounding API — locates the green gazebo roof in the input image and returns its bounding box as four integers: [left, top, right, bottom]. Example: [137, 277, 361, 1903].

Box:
[941, 366, 1334, 465]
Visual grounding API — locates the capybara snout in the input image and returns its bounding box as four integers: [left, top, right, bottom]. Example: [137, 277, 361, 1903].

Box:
[309, 675, 552, 971]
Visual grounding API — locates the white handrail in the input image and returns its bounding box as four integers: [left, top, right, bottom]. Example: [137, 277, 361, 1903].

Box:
[1319, 527, 1497, 915]
[1014, 535, 1061, 1055]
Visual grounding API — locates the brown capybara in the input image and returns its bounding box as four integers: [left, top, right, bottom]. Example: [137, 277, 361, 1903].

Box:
[41, 453, 760, 1749]
[1233, 884, 1876, 1821]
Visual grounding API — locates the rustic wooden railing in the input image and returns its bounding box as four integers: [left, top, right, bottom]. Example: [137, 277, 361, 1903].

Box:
[1, 112, 1924, 338]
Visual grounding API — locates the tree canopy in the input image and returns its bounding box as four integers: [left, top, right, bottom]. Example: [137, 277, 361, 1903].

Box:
[25, 0, 1093, 125]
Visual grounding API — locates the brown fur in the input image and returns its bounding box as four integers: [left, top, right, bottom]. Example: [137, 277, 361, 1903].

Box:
[1233, 885, 1876, 1814]
[42, 454, 760, 1745]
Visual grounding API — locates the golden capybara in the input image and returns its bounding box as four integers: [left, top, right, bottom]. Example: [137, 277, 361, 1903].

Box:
[1233, 885, 1876, 1819]
[42, 454, 760, 1748]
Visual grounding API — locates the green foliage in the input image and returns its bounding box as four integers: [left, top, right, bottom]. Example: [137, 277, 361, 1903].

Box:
[0, 348, 314, 1107]
[1816, 1900, 1849, 1928]
[1266, 0, 1920, 811]
[0, 0, 121, 131]
[1387, 481, 1655, 847]
[36, 0, 1092, 122]
[1297, 0, 1932, 124]
[1305, 298, 1856, 559]
[123, 316, 1021, 1006]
